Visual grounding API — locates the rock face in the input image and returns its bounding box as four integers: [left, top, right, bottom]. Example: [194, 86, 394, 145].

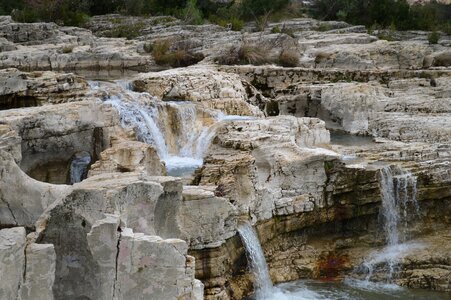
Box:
[195, 116, 335, 220]
[0, 16, 153, 71]
[0, 227, 56, 300]
[0, 227, 26, 300]
[132, 67, 265, 116]
[0, 13, 450, 300]
[35, 173, 204, 299]
[0, 68, 89, 109]
[20, 243, 57, 300]
[88, 138, 166, 177]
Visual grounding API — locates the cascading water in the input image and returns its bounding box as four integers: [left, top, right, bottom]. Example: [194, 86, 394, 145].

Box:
[379, 166, 418, 247]
[97, 80, 229, 177]
[238, 223, 274, 300]
[349, 165, 421, 287]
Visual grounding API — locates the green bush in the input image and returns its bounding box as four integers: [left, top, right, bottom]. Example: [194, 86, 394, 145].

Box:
[271, 26, 281, 33]
[210, 16, 244, 31]
[0, 0, 24, 15]
[428, 31, 440, 45]
[180, 0, 203, 25]
[230, 17, 244, 31]
[311, 0, 451, 32]
[103, 22, 145, 39]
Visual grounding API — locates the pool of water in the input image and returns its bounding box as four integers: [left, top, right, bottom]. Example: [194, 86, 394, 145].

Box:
[330, 132, 375, 147]
[258, 280, 449, 300]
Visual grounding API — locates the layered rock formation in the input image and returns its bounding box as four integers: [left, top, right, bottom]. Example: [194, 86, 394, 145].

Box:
[0, 12, 450, 300]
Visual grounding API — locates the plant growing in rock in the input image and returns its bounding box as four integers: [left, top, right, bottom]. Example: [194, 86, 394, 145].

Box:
[271, 26, 281, 34]
[216, 41, 270, 66]
[255, 10, 272, 32]
[151, 39, 204, 67]
[238, 43, 268, 65]
[278, 49, 299, 67]
[428, 31, 440, 45]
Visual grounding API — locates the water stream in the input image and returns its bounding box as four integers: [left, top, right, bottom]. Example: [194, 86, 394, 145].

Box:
[353, 165, 421, 284]
[238, 223, 274, 300]
[97, 80, 229, 177]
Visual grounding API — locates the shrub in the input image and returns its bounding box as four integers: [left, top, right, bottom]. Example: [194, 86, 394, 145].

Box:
[240, 0, 288, 19]
[143, 42, 153, 53]
[103, 22, 145, 39]
[123, 0, 145, 16]
[151, 40, 204, 67]
[216, 42, 269, 65]
[271, 26, 281, 34]
[428, 31, 440, 45]
[311, 0, 451, 32]
[255, 11, 271, 32]
[210, 16, 244, 31]
[180, 0, 203, 25]
[314, 51, 333, 65]
[0, 0, 24, 15]
[278, 49, 299, 67]
[281, 25, 295, 38]
[230, 17, 244, 31]
[238, 43, 267, 65]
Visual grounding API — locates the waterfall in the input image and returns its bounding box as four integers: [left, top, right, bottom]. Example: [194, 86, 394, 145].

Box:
[106, 95, 169, 159]
[238, 223, 273, 300]
[379, 166, 418, 246]
[69, 152, 91, 184]
[101, 82, 223, 177]
[351, 165, 420, 285]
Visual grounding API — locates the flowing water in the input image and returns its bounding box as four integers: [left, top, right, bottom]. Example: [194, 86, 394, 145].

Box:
[238, 223, 274, 300]
[350, 165, 421, 283]
[237, 167, 438, 300]
[259, 280, 449, 300]
[96, 80, 232, 177]
[237, 222, 445, 300]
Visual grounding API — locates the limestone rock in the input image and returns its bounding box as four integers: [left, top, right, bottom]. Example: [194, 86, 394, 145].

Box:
[195, 116, 337, 220]
[86, 214, 121, 300]
[0, 124, 21, 163]
[0, 150, 69, 227]
[19, 243, 56, 300]
[0, 17, 153, 71]
[0, 227, 26, 300]
[179, 185, 237, 249]
[0, 100, 120, 182]
[115, 228, 201, 300]
[88, 139, 166, 177]
[132, 67, 265, 116]
[0, 68, 90, 109]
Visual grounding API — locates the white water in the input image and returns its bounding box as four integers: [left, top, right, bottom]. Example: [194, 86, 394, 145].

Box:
[97, 80, 247, 177]
[349, 165, 420, 286]
[238, 223, 274, 300]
